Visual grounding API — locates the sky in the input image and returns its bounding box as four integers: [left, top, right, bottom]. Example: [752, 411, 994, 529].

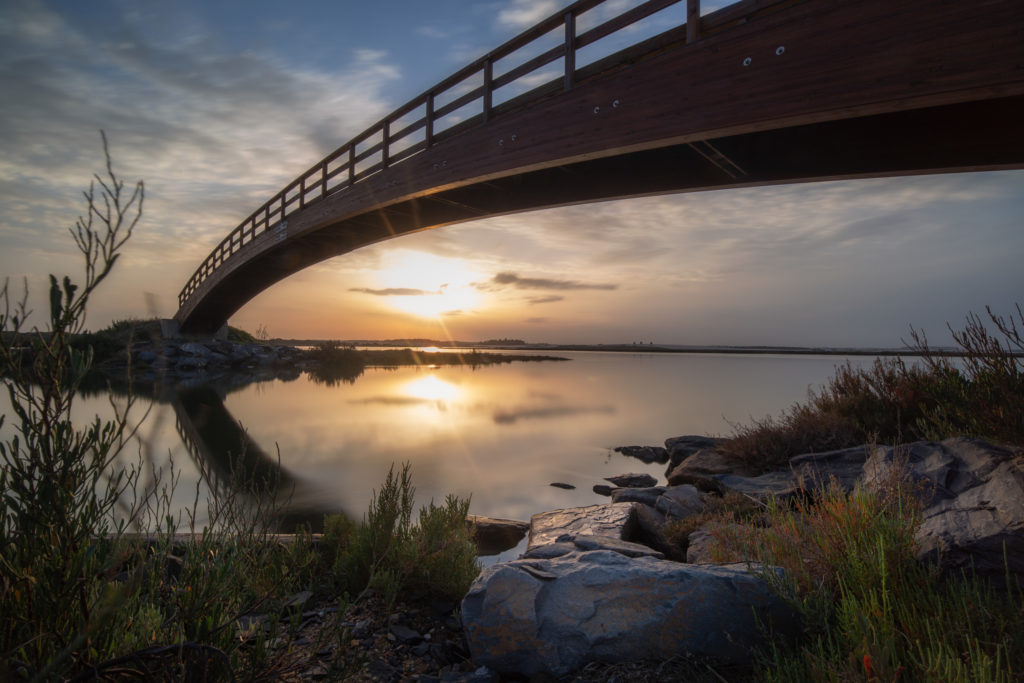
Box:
[1, 0, 1021, 347]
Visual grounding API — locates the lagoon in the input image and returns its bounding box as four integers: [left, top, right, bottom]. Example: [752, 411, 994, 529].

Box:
[20, 350, 880, 540]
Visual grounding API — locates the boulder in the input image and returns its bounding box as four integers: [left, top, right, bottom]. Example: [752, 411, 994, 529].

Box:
[528, 503, 635, 551]
[790, 444, 872, 493]
[713, 470, 799, 501]
[604, 472, 658, 488]
[666, 448, 738, 484]
[862, 438, 1024, 581]
[664, 435, 726, 468]
[466, 515, 529, 556]
[627, 503, 683, 560]
[610, 486, 665, 507]
[461, 550, 797, 678]
[613, 445, 669, 464]
[655, 484, 704, 520]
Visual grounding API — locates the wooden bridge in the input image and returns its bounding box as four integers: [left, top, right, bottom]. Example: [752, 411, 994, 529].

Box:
[175, 0, 1024, 335]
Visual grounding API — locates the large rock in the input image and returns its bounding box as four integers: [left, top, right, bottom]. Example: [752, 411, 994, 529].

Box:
[790, 444, 872, 493]
[604, 472, 658, 488]
[862, 438, 1024, 581]
[461, 550, 797, 677]
[610, 486, 665, 507]
[664, 435, 726, 468]
[528, 503, 635, 551]
[613, 445, 669, 464]
[655, 484, 703, 520]
[466, 515, 529, 556]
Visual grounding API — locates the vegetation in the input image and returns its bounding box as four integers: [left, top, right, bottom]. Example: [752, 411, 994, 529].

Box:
[701, 464, 1023, 681]
[0, 139, 478, 680]
[721, 304, 1024, 472]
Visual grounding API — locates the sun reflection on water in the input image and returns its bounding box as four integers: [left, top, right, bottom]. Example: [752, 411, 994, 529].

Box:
[402, 374, 461, 403]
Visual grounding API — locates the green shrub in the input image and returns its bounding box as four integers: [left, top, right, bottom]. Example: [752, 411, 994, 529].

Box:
[707, 462, 1024, 681]
[722, 304, 1024, 473]
[336, 462, 479, 604]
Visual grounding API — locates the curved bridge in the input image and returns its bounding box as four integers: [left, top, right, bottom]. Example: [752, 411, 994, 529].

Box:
[176, 0, 1024, 335]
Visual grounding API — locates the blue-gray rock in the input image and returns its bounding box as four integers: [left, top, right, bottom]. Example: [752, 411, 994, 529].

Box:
[664, 435, 727, 467]
[461, 550, 797, 677]
[604, 472, 658, 488]
[610, 486, 665, 507]
[655, 484, 703, 519]
[613, 445, 669, 464]
[862, 438, 1024, 582]
[528, 503, 635, 551]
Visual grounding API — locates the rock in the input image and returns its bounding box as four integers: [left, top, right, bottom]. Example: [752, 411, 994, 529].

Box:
[613, 445, 669, 464]
[390, 623, 423, 644]
[610, 486, 665, 507]
[461, 550, 797, 678]
[528, 503, 635, 551]
[466, 515, 528, 556]
[790, 444, 872, 493]
[713, 470, 800, 501]
[666, 448, 737, 482]
[863, 438, 1024, 582]
[685, 525, 718, 564]
[179, 342, 213, 357]
[604, 473, 658, 488]
[664, 435, 726, 468]
[571, 533, 664, 558]
[592, 484, 615, 496]
[655, 484, 704, 520]
[550, 482, 576, 490]
[626, 503, 683, 560]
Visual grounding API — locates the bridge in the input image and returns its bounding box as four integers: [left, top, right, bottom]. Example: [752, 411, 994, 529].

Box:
[175, 0, 1024, 335]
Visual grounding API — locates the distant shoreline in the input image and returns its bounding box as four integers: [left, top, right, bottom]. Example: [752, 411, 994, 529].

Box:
[271, 339, 965, 357]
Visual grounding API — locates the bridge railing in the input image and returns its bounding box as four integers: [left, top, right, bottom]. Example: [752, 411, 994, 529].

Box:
[179, 0, 779, 308]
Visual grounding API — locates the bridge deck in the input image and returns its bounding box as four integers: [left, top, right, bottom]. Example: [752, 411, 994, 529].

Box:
[176, 0, 1024, 335]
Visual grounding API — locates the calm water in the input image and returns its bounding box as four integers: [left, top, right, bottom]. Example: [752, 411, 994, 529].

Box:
[10, 351, 876, 538]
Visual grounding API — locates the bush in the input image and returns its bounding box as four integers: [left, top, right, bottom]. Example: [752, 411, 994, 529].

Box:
[721, 305, 1024, 472]
[706, 461, 1024, 681]
[331, 462, 479, 604]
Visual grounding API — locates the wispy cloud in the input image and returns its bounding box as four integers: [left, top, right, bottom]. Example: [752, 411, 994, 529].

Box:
[495, 0, 561, 29]
[527, 295, 564, 304]
[349, 287, 438, 296]
[478, 271, 617, 291]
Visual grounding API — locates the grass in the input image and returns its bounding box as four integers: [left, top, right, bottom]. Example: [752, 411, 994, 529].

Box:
[0, 139, 478, 680]
[719, 304, 1024, 473]
[694, 458, 1024, 682]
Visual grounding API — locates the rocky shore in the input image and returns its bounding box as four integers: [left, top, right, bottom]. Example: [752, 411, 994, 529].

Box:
[458, 435, 1024, 679]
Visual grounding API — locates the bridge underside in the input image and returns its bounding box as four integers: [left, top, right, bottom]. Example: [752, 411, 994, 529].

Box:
[178, 94, 1023, 335]
[176, 0, 1024, 335]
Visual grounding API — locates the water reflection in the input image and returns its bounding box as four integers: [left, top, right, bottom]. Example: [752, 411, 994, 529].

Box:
[172, 383, 345, 531]
[18, 352, 876, 542]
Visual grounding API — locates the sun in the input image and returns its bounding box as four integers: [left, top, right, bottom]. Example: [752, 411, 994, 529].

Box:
[374, 250, 482, 319]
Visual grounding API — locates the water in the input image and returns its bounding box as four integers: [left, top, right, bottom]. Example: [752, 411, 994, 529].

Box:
[5, 350, 876, 538]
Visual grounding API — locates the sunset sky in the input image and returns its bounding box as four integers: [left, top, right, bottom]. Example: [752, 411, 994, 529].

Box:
[2, 0, 1021, 347]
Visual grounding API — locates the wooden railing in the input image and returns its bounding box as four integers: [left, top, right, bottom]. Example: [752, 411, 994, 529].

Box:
[179, 0, 779, 308]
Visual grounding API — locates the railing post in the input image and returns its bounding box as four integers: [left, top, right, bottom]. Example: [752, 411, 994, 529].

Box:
[564, 11, 575, 91]
[348, 145, 355, 185]
[299, 177, 306, 209]
[687, 0, 700, 44]
[382, 119, 390, 168]
[483, 59, 493, 122]
[320, 160, 328, 197]
[426, 93, 434, 148]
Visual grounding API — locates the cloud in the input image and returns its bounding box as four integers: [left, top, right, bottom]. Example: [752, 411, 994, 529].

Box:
[527, 295, 564, 304]
[480, 271, 617, 291]
[349, 287, 436, 296]
[495, 0, 561, 29]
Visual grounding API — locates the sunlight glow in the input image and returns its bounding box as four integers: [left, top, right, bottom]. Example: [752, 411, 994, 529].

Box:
[375, 250, 483, 319]
[402, 375, 461, 402]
